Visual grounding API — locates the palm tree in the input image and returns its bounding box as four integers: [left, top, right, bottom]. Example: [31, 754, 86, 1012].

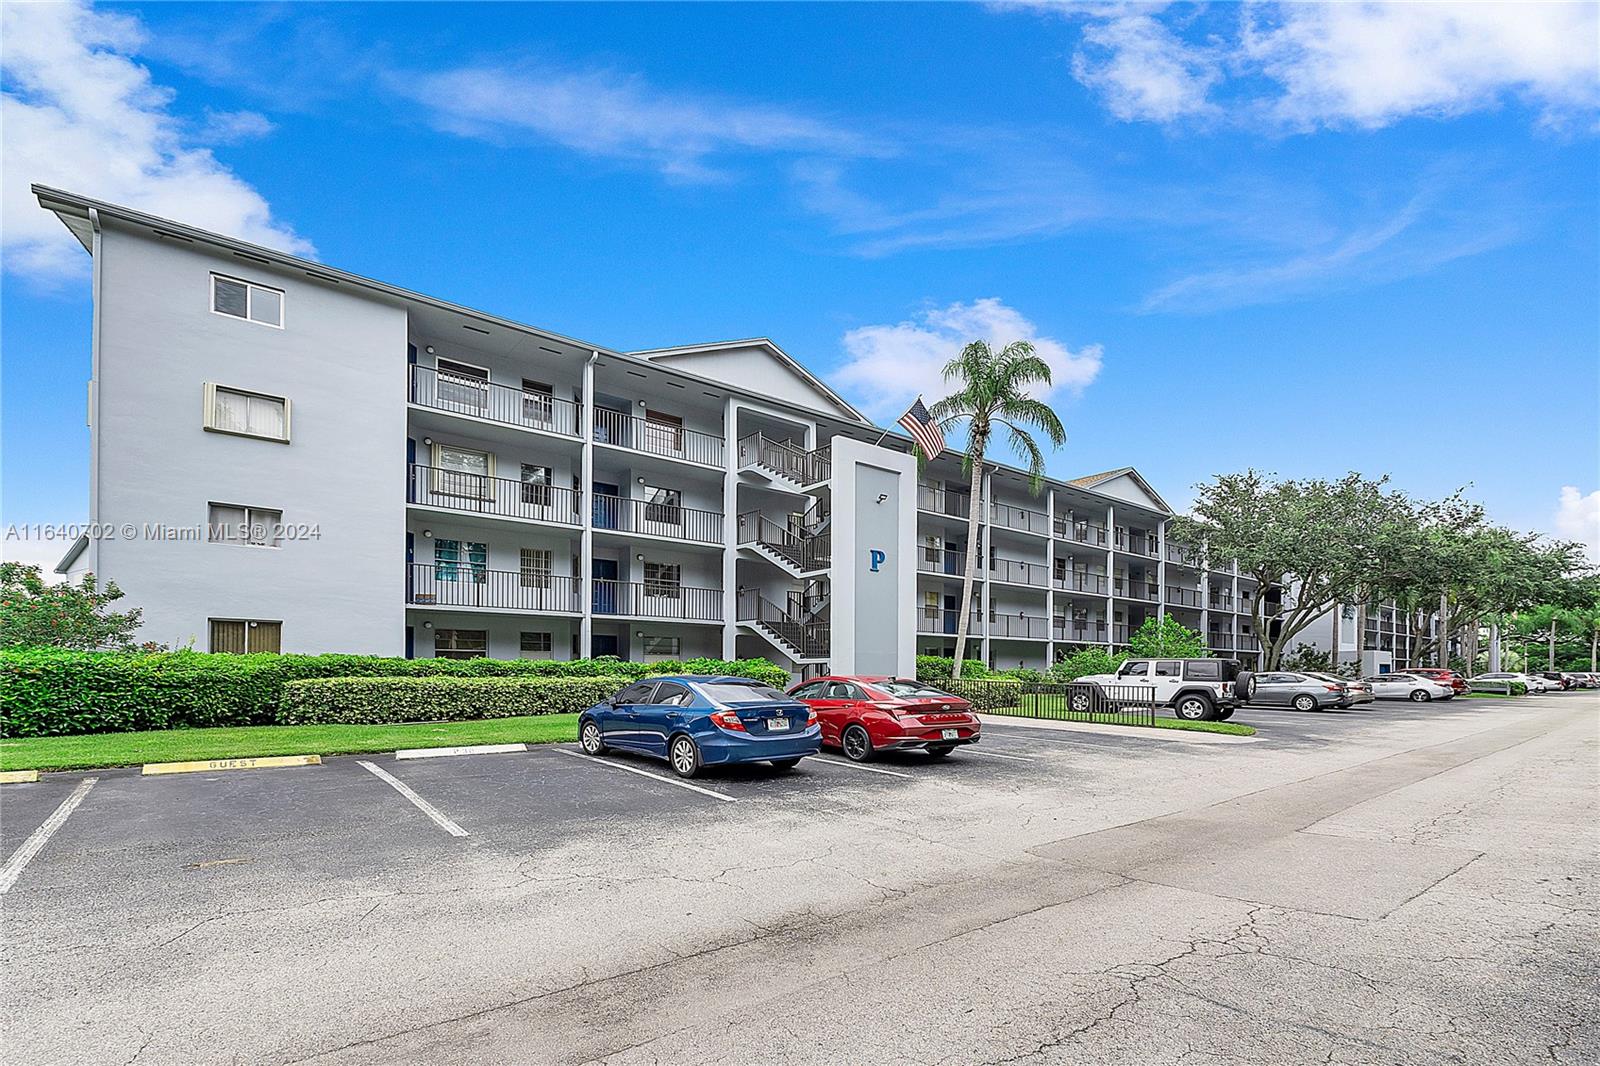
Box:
[925, 340, 1066, 679]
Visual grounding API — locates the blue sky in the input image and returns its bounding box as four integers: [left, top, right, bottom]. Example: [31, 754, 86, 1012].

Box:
[4, 1, 1598, 569]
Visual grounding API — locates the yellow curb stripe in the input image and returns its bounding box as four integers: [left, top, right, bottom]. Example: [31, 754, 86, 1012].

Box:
[0, 770, 40, 784]
[142, 754, 322, 776]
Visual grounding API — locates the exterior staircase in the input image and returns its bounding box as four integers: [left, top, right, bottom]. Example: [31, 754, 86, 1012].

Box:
[737, 591, 829, 663]
[737, 512, 830, 577]
[736, 433, 832, 494]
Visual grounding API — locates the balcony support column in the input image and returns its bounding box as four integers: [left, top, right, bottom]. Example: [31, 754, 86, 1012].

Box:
[1105, 502, 1116, 649]
[579, 352, 597, 657]
[1045, 489, 1056, 666]
[721, 396, 739, 660]
[1156, 517, 1167, 622]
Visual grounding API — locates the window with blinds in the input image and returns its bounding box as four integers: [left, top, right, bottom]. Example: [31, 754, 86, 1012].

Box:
[520, 548, 552, 589]
[208, 504, 283, 547]
[204, 384, 289, 442]
[209, 619, 282, 654]
[435, 629, 488, 659]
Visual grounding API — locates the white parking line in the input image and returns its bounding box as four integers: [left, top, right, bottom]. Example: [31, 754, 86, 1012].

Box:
[810, 757, 913, 779]
[553, 748, 737, 803]
[0, 777, 98, 895]
[358, 761, 469, 837]
[960, 748, 1036, 762]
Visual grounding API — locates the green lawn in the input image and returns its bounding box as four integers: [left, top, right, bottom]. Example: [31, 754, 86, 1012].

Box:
[0, 715, 581, 772]
[982, 701, 1257, 737]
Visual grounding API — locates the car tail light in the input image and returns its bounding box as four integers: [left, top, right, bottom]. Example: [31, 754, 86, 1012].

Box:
[1324, 685, 1343, 692]
[806, 709, 818, 727]
[708, 710, 746, 732]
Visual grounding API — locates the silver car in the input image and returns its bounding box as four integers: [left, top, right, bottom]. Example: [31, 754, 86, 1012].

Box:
[1308, 672, 1374, 706]
[1251, 671, 1347, 711]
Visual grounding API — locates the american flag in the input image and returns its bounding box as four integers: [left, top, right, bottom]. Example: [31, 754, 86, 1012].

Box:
[898, 396, 945, 460]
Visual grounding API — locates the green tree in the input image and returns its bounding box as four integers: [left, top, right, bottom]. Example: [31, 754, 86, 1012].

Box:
[0, 563, 144, 650]
[1125, 616, 1207, 658]
[1049, 645, 1126, 681]
[926, 340, 1066, 679]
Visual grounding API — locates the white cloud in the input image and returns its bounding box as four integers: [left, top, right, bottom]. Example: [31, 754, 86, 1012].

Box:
[1, 1, 309, 280]
[394, 63, 879, 183]
[196, 108, 276, 144]
[1555, 486, 1600, 565]
[1071, 10, 1221, 123]
[835, 298, 1103, 422]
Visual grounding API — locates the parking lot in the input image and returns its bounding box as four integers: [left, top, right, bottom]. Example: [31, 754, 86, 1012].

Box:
[4, 692, 1596, 1065]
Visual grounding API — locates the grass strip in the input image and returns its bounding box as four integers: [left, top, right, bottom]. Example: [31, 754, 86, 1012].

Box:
[981, 705, 1256, 736]
[0, 715, 581, 772]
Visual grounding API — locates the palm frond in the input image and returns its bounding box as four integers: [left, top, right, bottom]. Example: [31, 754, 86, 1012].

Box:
[995, 396, 1066, 447]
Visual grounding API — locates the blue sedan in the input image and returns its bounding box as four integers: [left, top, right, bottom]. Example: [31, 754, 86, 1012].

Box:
[579, 675, 821, 778]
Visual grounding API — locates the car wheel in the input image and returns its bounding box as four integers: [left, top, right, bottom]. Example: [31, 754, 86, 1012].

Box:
[1409, 689, 1431, 703]
[1069, 690, 1093, 713]
[769, 758, 802, 772]
[579, 720, 607, 755]
[1292, 694, 1318, 712]
[927, 744, 955, 757]
[841, 724, 874, 762]
[669, 735, 702, 778]
[1174, 694, 1216, 721]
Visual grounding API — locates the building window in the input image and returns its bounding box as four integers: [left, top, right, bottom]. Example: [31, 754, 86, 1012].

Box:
[432, 443, 493, 498]
[434, 628, 487, 659]
[642, 636, 681, 657]
[519, 631, 553, 657]
[643, 562, 681, 599]
[211, 274, 283, 327]
[642, 410, 684, 452]
[434, 358, 489, 410]
[520, 547, 552, 589]
[203, 384, 290, 443]
[521, 379, 555, 424]
[208, 504, 283, 547]
[521, 464, 552, 507]
[435, 539, 486, 583]
[209, 618, 281, 654]
[641, 484, 681, 525]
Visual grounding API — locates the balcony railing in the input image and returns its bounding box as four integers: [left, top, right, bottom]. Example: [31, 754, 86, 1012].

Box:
[1114, 533, 1161, 558]
[990, 502, 1050, 536]
[1113, 577, 1161, 602]
[591, 494, 722, 545]
[917, 549, 968, 577]
[1053, 620, 1108, 643]
[918, 606, 979, 636]
[407, 564, 582, 613]
[989, 557, 1048, 587]
[593, 408, 724, 467]
[1236, 634, 1261, 652]
[1166, 544, 1201, 567]
[918, 484, 970, 519]
[987, 613, 1049, 639]
[1166, 586, 1202, 608]
[1055, 519, 1109, 547]
[1054, 571, 1109, 595]
[409, 365, 581, 437]
[592, 580, 723, 621]
[736, 433, 829, 486]
[408, 465, 582, 526]
[1112, 624, 1132, 643]
[1207, 632, 1235, 650]
[1208, 594, 1235, 612]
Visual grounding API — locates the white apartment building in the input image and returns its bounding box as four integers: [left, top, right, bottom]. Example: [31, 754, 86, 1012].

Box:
[39, 187, 1265, 678]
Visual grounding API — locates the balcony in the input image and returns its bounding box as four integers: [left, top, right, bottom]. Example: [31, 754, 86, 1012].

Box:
[592, 579, 723, 622]
[1165, 586, 1202, 608]
[736, 433, 830, 488]
[1236, 634, 1261, 652]
[1112, 624, 1131, 643]
[917, 549, 968, 577]
[918, 483, 971, 519]
[1207, 631, 1235, 651]
[593, 408, 724, 468]
[990, 502, 1050, 537]
[1208, 593, 1235, 611]
[1113, 577, 1161, 603]
[918, 606, 980, 636]
[408, 465, 582, 527]
[1114, 532, 1160, 558]
[1166, 544, 1201, 567]
[1053, 620, 1108, 643]
[988, 557, 1048, 587]
[1054, 518, 1108, 547]
[407, 565, 582, 613]
[409, 365, 581, 437]
[591, 494, 723, 545]
[1054, 571, 1108, 595]
[988, 613, 1049, 640]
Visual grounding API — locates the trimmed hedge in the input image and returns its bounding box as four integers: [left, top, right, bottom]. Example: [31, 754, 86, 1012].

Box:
[937, 678, 1024, 711]
[279, 676, 628, 725]
[0, 649, 790, 737]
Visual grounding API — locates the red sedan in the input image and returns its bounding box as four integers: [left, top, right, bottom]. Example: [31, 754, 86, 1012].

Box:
[1411, 668, 1471, 696]
[786, 676, 980, 761]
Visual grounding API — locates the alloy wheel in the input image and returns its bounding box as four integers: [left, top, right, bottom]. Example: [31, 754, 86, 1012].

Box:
[671, 737, 698, 776]
[842, 725, 872, 761]
[580, 722, 602, 754]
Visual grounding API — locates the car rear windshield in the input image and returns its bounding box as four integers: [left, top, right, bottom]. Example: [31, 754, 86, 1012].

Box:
[696, 683, 791, 706]
[874, 680, 955, 698]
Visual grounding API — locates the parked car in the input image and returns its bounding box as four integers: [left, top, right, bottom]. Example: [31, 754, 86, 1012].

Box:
[786, 676, 979, 761]
[1559, 672, 1593, 688]
[1410, 668, 1471, 696]
[1536, 671, 1573, 690]
[1307, 672, 1375, 707]
[1363, 673, 1454, 702]
[578, 675, 820, 778]
[1579, 672, 1600, 688]
[1073, 658, 1254, 721]
[1249, 671, 1347, 711]
[1476, 672, 1551, 693]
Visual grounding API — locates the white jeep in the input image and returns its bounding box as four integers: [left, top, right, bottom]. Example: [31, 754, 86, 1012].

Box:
[1073, 658, 1255, 721]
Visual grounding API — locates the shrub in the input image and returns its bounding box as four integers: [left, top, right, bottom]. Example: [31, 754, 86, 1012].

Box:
[916, 655, 998, 683]
[1049, 647, 1127, 682]
[278, 676, 627, 725]
[0, 648, 790, 737]
[940, 678, 1023, 711]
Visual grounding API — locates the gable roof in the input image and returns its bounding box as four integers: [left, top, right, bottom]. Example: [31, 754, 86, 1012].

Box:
[631, 339, 872, 425]
[1066, 467, 1173, 514]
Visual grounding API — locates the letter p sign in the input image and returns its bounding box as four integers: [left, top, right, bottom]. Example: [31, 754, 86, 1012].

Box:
[868, 549, 886, 572]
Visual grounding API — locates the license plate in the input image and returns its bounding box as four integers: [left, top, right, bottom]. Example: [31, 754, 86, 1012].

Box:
[769, 717, 789, 731]
[941, 728, 959, 739]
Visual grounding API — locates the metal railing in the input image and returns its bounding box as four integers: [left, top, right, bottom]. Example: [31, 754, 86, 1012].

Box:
[409, 365, 581, 437]
[737, 590, 828, 658]
[918, 484, 970, 518]
[1207, 632, 1235, 650]
[1166, 544, 1201, 567]
[1236, 634, 1261, 651]
[1054, 571, 1109, 595]
[408, 465, 582, 526]
[1114, 532, 1161, 558]
[917, 606, 980, 635]
[737, 512, 830, 572]
[1112, 624, 1132, 643]
[592, 580, 723, 621]
[989, 557, 1049, 586]
[593, 408, 724, 467]
[736, 433, 830, 485]
[1166, 586, 1202, 608]
[917, 549, 968, 577]
[1113, 577, 1161, 602]
[1053, 620, 1108, 643]
[1055, 519, 1109, 546]
[938, 679, 1157, 727]
[407, 564, 582, 612]
[987, 613, 1049, 639]
[591, 494, 722, 544]
[990, 502, 1050, 536]
[1208, 595, 1235, 611]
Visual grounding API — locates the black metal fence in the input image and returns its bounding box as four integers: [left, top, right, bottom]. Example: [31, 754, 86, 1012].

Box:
[934, 679, 1159, 727]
